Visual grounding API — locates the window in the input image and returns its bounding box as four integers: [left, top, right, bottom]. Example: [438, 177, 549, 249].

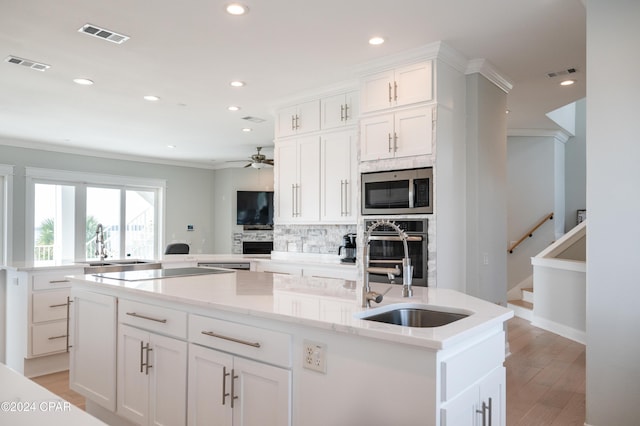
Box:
[27, 168, 164, 263]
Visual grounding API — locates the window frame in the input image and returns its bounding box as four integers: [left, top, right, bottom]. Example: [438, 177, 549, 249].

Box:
[25, 167, 165, 262]
[0, 164, 14, 265]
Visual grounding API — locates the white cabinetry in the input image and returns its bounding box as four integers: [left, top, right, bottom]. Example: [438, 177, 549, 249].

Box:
[276, 100, 320, 138]
[360, 105, 434, 161]
[360, 61, 433, 113]
[117, 300, 188, 426]
[320, 91, 359, 129]
[188, 315, 291, 426]
[320, 130, 356, 222]
[5, 266, 82, 376]
[275, 136, 320, 223]
[69, 288, 117, 411]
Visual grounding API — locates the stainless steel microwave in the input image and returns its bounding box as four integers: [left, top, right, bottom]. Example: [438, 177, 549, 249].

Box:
[361, 168, 433, 215]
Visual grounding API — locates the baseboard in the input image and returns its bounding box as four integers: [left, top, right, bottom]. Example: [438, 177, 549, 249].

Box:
[507, 301, 533, 321]
[531, 316, 586, 345]
[24, 352, 69, 378]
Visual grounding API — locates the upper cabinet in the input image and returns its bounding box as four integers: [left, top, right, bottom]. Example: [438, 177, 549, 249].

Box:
[320, 91, 359, 130]
[360, 61, 433, 113]
[276, 100, 320, 138]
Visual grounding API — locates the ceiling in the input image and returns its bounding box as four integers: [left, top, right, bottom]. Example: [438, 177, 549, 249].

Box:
[0, 0, 586, 169]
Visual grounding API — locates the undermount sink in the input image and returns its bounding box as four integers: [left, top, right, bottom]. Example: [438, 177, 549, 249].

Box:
[84, 259, 161, 274]
[356, 303, 471, 328]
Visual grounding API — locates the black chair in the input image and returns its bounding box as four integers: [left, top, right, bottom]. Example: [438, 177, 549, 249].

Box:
[164, 243, 190, 255]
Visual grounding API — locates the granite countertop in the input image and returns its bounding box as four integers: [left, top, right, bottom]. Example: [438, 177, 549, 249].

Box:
[0, 363, 106, 425]
[68, 270, 512, 350]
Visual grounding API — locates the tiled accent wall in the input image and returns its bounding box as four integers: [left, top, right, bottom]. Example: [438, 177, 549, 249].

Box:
[232, 230, 273, 254]
[273, 224, 357, 255]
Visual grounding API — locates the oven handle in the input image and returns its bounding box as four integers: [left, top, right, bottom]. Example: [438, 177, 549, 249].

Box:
[367, 235, 423, 242]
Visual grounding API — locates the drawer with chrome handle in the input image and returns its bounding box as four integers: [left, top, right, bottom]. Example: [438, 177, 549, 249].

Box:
[118, 299, 187, 338]
[189, 314, 292, 368]
[32, 289, 70, 323]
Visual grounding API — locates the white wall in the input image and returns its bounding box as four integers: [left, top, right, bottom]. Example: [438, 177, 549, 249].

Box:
[465, 73, 508, 304]
[0, 140, 216, 259]
[211, 167, 274, 254]
[585, 2, 640, 424]
[506, 133, 568, 291]
[565, 98, 587, 231]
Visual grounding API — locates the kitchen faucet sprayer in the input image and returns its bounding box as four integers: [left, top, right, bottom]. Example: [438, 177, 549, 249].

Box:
[362, 219, 413, 307]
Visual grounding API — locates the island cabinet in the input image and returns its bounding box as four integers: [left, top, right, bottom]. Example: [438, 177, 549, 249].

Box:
[360, 60, 433, 113]
[117, 300, 188, 426]
[187, 315, 292, 426]
[4, 265, 83, 377]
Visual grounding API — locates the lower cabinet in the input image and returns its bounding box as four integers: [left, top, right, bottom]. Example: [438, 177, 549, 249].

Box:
[188, 343, 291, 426]
[118, 324, 188, 426]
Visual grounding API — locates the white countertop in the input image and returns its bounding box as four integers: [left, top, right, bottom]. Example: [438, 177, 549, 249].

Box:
[0, 363, 106, 425]
[68, 269, 512, 350]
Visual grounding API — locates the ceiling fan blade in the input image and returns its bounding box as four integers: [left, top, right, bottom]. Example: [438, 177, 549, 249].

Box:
[265, 159, 274, 165]
[243, 163, 252, 168]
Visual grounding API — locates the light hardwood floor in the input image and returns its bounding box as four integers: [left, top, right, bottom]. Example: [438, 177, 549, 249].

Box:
[31, 317, 585, 424]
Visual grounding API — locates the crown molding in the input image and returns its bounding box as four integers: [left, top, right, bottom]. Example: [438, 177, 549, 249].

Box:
[507, 128, 571, 143]
[353, 41, 450, 76]
[466, 58, 513, 93]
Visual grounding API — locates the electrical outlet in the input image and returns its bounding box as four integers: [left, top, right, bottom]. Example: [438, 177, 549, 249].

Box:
[303, 340, 326, 373]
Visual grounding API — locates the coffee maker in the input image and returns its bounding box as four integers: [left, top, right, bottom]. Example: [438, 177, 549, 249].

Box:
[338, 233, 357, 263]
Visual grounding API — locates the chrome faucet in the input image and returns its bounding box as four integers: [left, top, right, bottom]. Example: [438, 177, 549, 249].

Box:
[362, 219, 414, 307]
[95, 223, 107, 261]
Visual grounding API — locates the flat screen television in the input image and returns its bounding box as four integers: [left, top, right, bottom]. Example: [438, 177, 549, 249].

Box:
[236, 191, 274, 227]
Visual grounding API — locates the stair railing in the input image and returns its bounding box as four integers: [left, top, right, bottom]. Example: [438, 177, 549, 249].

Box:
[508, 213, 554, 253]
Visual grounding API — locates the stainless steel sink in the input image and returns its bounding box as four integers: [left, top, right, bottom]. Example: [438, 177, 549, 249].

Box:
[84, 260, 161, 274]
[356, 304, 471, 328]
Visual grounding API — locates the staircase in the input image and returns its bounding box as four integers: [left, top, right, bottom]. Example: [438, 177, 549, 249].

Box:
[508, 287, 533, 321]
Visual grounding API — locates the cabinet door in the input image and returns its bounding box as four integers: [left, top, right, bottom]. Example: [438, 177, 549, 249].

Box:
[395, 61, 433, 107]
[69, 289, 117, 411]
[296, 100, 320, 134]
[188, 344, 233, 426]
[360, 113, 394, 161]
[394, 106, 433, 158]
[118, 324, 150, 425]
[233, 357, 291, 426]
[320, 91, 358, 129]
[479, 367, 505, 426]
[275, 141, 298, 222]
[276, 105, 298, 138]
[150, 333, 188, 426]
[321, 131, 356, 222]
[361, 70, 394, 113]
[297, 136, 320, 222]
[440, 383, 478, 426]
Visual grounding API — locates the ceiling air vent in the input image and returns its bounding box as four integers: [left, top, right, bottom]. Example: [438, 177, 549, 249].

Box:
[4, 55, 50, 71]
[546, 68, 577, 78]
[78, 24, 130, 44]
[241, 116, 266, 123]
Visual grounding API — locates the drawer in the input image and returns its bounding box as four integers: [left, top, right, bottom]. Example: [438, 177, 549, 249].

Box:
[32, 321, 68, 356]
[32, 269, 82, 290]
[189, 314, 292, 368]
[441, 331, 505, 402]
[118, 299, 187, 339]
[32, 289, 70, 323]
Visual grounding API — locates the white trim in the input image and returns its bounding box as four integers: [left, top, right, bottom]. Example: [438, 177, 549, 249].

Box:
[531, 257, 586, 273]
[531, 316, 586, 345]
[353, 41, 444, 76]
[466, 58, 513, 93]
[25, 167, 166, 189]
[507, 128, 571, 143]
[0, 164, 14, 265]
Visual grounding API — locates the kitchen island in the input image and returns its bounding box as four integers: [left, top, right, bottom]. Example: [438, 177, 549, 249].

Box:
[67, 269, 512, 426]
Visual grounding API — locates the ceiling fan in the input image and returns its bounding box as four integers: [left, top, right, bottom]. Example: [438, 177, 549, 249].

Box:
[244, 147, 274, 169]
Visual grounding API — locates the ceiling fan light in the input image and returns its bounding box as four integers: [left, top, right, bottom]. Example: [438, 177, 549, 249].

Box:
[251, 162, 265, 169]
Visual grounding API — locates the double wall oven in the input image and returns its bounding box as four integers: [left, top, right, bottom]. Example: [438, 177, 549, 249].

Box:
[365, 219, 428, 287]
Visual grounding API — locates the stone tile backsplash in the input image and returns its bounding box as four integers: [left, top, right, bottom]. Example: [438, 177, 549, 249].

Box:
[273, 224, 357, 255]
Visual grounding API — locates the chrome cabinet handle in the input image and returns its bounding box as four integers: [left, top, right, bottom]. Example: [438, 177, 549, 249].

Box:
[291, 115, 295, 131]
[340, 180, 345, 216]
[388, 134, 392, 152]
[388, 82, 392, 103]
[295, 114, 300, 129]
[201, 330, 261, 348]
[139, 341, 144, 373]
[126, 312, 167, 323]
[394, 81, 398, 101]
[222, 366, 230, 405]
[488, 398, 492, 426]
[49, 302, 67, 308]
[340, 104, 345, 121]
[344, 103, 350, 121]
[344, 180, 349, 216]
[230, 369, 239, 408]
[291, 184, 296, 217]
[476, 398, 492, 426]
[66, 297, 73, 352]
[393, 132, 398, 152]
[140, 342, 152, 375]
[48, 334, 67, 340]
[49, 279, 70, 284]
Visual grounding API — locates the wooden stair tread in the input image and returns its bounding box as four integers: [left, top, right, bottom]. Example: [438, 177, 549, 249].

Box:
[508, 299, 533, 310]
[522, 287, 533, 293]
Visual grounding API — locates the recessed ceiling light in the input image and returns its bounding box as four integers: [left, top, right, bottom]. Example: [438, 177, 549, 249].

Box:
[230, 81, 245, 87]
[226, 3, 249, 15]
[505, 109, 510, 114]
[369, 36, 385, 45]
[560, 79, 576, 86]
[242, 128, 252, 132]
[228, 105, 241, 111]
[73, 78, 94, 86]
[144, 95, 160, 101]
[167, 145, 176, 149]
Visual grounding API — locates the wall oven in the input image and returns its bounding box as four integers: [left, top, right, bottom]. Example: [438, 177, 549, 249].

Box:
[365, 219, 428, 287]
[361, 168, 433, 215]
